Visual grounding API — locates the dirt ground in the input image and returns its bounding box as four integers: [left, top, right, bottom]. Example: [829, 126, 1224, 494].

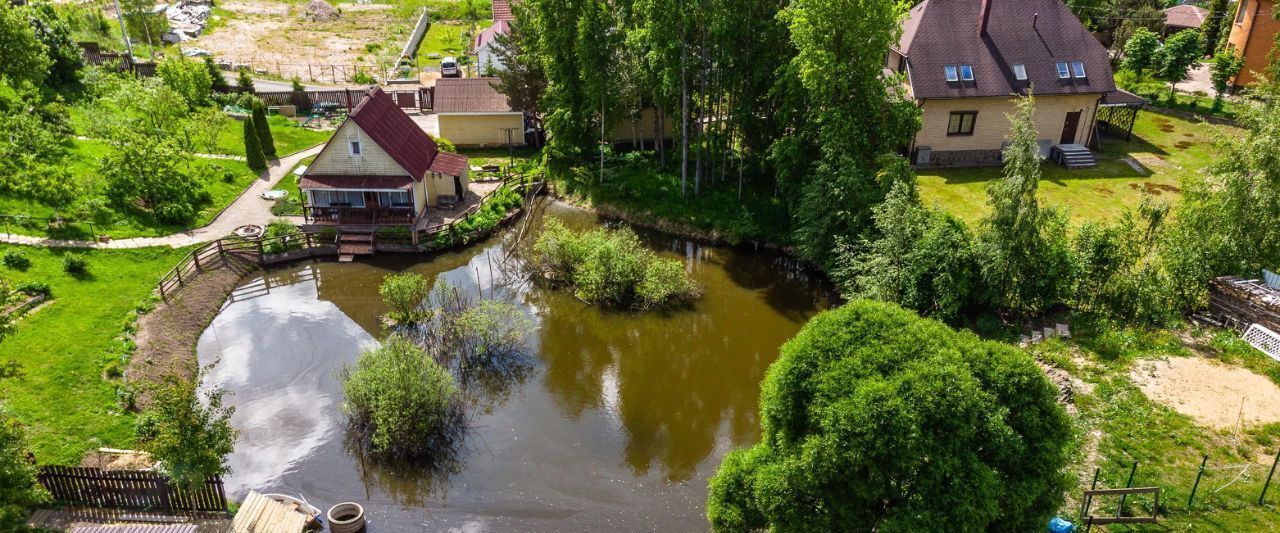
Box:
[193, 0, 406, 82]
[1130, 357, 1280, 429]
[128, 254, 259, 405]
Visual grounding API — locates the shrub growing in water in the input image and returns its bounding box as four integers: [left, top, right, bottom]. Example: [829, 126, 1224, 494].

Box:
[380, 272, 431, 323]
[338, 335, 462, 459]
[529, 219, 700, 309]
[262, 219, 303, 255]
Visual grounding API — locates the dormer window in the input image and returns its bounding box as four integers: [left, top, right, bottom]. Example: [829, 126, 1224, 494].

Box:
[1056, 62, 1071, 79]
[944, 65, 959, 82]
[959, 64, 974, 82]
[1012, 63, 1027, 81]
[349, 139, 362, 157]
[1071, 61, 1086, 78]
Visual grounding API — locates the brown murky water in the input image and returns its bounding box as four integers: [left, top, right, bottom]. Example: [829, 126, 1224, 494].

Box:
[198, 202, 835, 531]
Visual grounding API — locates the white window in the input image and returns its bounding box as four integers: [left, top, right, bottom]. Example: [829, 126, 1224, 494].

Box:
[1056, 62, 1071, 79]
[349, 139, 362, 157]
[1012, 63, 1028, 81]
[959, 64, 974, 81]
[311, 190, 366, 208]
[376, 191, 414, 208]
[944, 65, 959, 82]
[1071, 61, 1087, 78]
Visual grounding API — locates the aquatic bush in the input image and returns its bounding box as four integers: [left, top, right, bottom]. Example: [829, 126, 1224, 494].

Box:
[380, 272, 431, 323]
[338, 335, 463, 459]
[529, 219, 701, 309]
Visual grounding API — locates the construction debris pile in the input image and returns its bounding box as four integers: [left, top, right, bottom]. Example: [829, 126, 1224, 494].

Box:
[306, 0, 341, 22]
[1206, 276, 1280, 331]
[164, 0, 213, 43]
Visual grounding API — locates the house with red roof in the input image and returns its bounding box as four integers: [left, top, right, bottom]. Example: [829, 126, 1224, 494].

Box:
[889, 0, 1138, 168]
[300, 87, 469, 231]
[474, 19, 510, 73]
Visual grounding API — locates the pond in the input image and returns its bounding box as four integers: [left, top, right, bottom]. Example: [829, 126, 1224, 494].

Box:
[197, 202, 835, 531]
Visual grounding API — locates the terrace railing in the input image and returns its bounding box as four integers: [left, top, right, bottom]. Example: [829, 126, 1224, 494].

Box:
[37, 466, 229, 514]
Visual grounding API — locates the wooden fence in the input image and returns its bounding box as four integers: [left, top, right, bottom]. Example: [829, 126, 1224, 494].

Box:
[251, 87, 433, 112]
[157, 234, 334, 301]
[37, 466, 229, 513]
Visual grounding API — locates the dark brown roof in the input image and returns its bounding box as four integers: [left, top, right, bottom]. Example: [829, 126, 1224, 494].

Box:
[299, 175, 415, 190]
[492, 0, 514, 21]
[1100, 88, 1147, 107]
[897, 0, 1115, 100]
[429, 152, 469, 177]
[1164, 5, 1208, 29]
[433, 78, 517, 113]
[349, 87, 441, 179]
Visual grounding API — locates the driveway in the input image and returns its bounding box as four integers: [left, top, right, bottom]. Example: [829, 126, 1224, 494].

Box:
[1180, 62, 1215, 95]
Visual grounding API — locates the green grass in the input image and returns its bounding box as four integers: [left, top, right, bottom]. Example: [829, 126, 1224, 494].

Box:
[555, 159, 793, 246]
[0, 139, 260, 239]
[417, 22, 472, 62]
[919, 110, 1228, 226]
[1025, 319, 1280, 531]
[269, 156, 316, 216]
[457, 146, 540, 169]
[213, 115, 332, 158]
[0, 245, 187, 464]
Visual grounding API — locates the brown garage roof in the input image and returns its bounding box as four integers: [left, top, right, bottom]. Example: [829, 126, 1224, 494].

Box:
[433, 78, 517, 113]
[897, 0, 1116, 100]
[299, 175, 415, 190]
[1164, 5, 1208, 29]
[429, 152, 469, 177]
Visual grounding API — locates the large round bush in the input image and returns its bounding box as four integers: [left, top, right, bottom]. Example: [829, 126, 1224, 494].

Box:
[707, 300, 1071, 532]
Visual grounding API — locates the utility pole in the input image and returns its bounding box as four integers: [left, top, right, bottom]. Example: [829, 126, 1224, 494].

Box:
[111, 0, 135, 61]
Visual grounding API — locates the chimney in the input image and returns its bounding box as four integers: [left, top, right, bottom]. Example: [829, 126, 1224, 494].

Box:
[979, 0, 993, 36]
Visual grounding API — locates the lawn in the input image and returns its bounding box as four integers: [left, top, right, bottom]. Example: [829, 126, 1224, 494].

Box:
[0, 245, 188, 464]
[918, 110, 1228, 226]
[213, 115, 332, 158]
[268, 156, 316, 216]
[0, 139, 261, 240]
[417, 22, 473, 63]
[1030, 321, 1280, 531]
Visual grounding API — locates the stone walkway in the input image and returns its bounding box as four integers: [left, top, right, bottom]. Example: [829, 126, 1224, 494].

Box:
[0, 147, 323, 250]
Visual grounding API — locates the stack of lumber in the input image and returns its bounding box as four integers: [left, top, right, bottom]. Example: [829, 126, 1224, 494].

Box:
[230, 491, 310, 533]
[1208, 276, 1280, 331]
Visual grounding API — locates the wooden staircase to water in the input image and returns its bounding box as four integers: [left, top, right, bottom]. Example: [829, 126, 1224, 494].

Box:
[337, 228, 375, 262]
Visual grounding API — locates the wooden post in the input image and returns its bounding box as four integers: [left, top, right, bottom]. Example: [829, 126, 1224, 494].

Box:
[305, 232, 313, 257]
[1261, 448, 1280, 505]
[1189, 455, 1208, 509]
[175, 264, 184, 286]
[1118, 461, 1138, 518]
[193, 249, 202, 272]
[256, 239, 264, 265]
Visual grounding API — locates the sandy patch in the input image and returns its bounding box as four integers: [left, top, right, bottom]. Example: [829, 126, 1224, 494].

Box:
[1130, 357, 1280, 429]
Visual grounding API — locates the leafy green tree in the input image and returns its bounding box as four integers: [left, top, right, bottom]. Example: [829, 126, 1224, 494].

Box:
[976, 94, 1076, 315]
[1210, 50, 1244, 99]
[1202, 0, 1231, 55]
[835, 179, 976, 323]
[99, 137, 205, 224]
[706, 300, 1071, 531]
[783, 0, 920, 269]
[235, 67, 254, 93]
[119, 0, 168, 48]
[492, 7, 547, 131]
[338, 335, 461, 459]
[0, 2, 51, 89]
[205, 56, 231, 93]
[243, 115, 267, 172]
[23, 2, 82, 88]
[1156, 30, 1204, 97]
[250, 102, 276, 157]
[157, 56, 213, 108]
[1122, 27, 1161, 76]
[380, 272, 431, 323]
[0, 406, 47, 529]
[135, 372, 236, 514]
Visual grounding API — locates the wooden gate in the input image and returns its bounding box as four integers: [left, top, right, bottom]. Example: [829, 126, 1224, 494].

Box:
[37, 466, 229, 513]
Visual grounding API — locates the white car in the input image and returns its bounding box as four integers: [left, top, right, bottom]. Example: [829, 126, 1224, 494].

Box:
[441, 57, 460, 78]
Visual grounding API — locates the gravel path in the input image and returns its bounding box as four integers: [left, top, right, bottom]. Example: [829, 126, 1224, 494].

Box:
[0, 146, 323, 250]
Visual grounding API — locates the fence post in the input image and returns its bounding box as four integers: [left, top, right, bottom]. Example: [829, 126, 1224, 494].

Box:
[193, 248, 202, 273]
[1261, 449, 1280, 505]
[1080, 467, 1100, 521]
[305, 232, 313, 257]
[256, 239, 265, 265]
[1189, 455, 1208, 509]
[1118, 461, 1138, 518]
[175, 263, 184, 286]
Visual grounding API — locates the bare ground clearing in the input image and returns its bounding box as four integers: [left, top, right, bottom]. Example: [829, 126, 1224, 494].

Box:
[1130, 356, 1280, 429]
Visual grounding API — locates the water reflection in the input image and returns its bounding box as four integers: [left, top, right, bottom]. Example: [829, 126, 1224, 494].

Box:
[199, 202, 835, 530]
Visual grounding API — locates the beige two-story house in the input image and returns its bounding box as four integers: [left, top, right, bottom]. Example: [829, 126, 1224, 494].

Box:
[890, 0, 1132, 167]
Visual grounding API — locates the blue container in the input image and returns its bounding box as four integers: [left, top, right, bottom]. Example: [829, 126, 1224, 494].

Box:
[1048, 517, 1077, 533]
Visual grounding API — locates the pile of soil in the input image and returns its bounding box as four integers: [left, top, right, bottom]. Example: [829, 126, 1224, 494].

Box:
[1130, 357, 1280, 429]
[305, 0, 340, 21]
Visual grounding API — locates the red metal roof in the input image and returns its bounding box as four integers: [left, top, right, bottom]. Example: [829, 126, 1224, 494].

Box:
[474, 20, 510, 49]
[429, 152, 469, 177]
[299, 175, 415, 190]
[1164, 5, 1208, 29]
[492, 0, 514, 21]
[349, 87, 440, 180]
